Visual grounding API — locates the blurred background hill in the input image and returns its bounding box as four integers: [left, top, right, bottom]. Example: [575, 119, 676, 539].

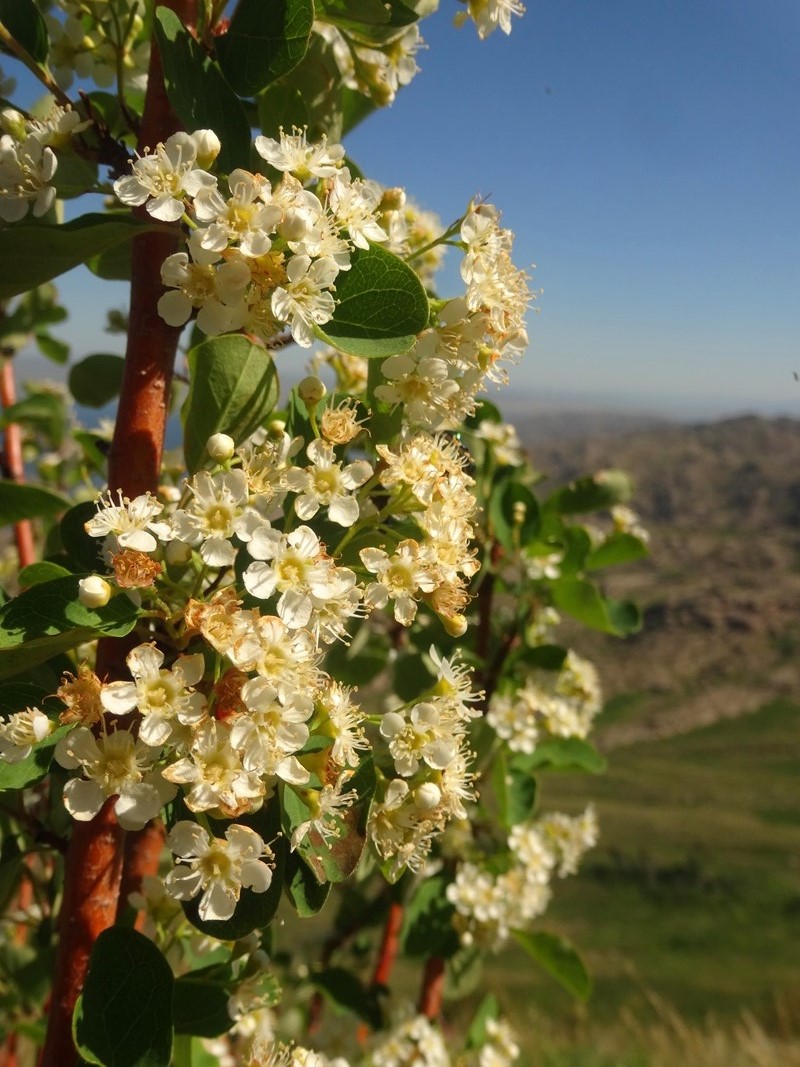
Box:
[488, 413, 800, 1064]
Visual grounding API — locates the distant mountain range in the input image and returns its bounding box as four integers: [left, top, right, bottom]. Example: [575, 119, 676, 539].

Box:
[527, 415, 800, 746]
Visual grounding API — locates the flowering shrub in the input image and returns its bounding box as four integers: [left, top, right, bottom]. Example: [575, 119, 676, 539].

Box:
[0, 2, 648, 1065]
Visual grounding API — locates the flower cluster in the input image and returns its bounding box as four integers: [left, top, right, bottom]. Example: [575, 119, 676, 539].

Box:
[0, 104, 87, 222]
[487, 652, 602, 752]
[447, 807, 598, 949]
[46, 0, 150, 92]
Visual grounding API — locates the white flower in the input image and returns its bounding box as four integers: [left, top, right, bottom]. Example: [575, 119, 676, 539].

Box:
[54, 727, 176, 830]
[360, 540, 437, 626]
[166, 821, 273, 922]
[284, 438, 372, 527]
[231, 678, 312, 784]
[0, 707, 52, 763]
[114, 131, 217, 221]
[193, 169, 281, 258]
[0, 134, 57, 222]
[84, 490, 169, 554]
[289, 772, 357, 850]
[270, 255, 339, 348]
[254, 127, 345, 180]
[158, 248, 251, 333]
[327, 171, 387, 249]
[100, 643, 207, 747]
[380, 701, 459, 777]
[162, 720, 264, 817]
[228, 614, 321, 696]
[169, 468, 253, 567]
[464, 0, 526, 39]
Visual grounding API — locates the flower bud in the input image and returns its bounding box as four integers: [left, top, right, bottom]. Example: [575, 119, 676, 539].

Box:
[206, 432, 235, 461]
[298, 375, 327, 413]
[380, 187, 406, 212]
[166, 540, 192, 565]
[0, 108, 26, 141]
[442, 613, 468, 638]
[77, 576, 112, 609]
[414, 782, 442, 811]
[191, 129, 221, 170]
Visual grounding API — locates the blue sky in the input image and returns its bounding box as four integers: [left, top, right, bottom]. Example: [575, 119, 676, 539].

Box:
[11, 0, 800, 418]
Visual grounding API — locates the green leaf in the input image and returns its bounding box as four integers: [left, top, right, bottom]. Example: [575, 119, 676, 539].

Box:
[68, 354, 126, 408]
[492, 750, 538, 827]
[512, 930, 591, 1001]
[0, 214, 151, 301]
[489, 478, 540, 552]
[0, 680, 46, 714]
[515, 738, 607, 775]
[392, 652, 435, 703]
[216, 0, 314, 97]
[466, 993, 500, 1050]
[0, 482, 68, 526]
[257, 83, 309, 140]
[317, 0, 418, 32]
[0, 836, 24, 914]
[0, 724, 70, 791]
[52, 154, 98, 200]
[35, 332, 69, 364]
[0, 0, 49, 64]
[154, 7, 251, 174]
[182, 335, 279, 474]
[400, 875, 459, 960]
[1, 391, 68, 445]
[18, 561, 72, 587]
[73, 927, 174, 1067]
[172, 977, 231, 1037]
[87, 240, 133, 281]
[312, 967, 382, 1028]
[316, 244, 428, 357]
[551, 577, 641, 636]
[282, 757, 376, 883]
[284, 850, 331, 916]
[585, 532, 649, 570]
[60, 501, 106, 572]
[323, 630, 391, 686]
[512, 643, 568, 673]
[0, 575, 140, 680]
[546, 470, 633, 516]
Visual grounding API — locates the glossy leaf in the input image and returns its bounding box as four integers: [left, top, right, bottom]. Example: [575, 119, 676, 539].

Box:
[68, 354, 126, 408]
[181, 335, 279, 473]
[0, 0, 49, 64]
[317, 244, 428, 357]
[0, 214, 151, 301]
[0, 575, 139, 680]
[284, 850, 331, 916]
[512, 930, 591, 1001]
[0, 482, 68, 526]
[86, 240, 132, 281]
[52, 154, 98, 199]
[466, 993, 500, 1050]
[172, 977, 231, 1037]
[551, 577, 641, 636]
[154, 8, 251, 174]
[317, 0, 418, 32]
[489, 478, 540, 551]
[60, 501, 106, 572]
[73, 927, 174, 1067]
[257, 83, 309, 140]
[35, 332, 69, 364]
[18, 561, 72, 587]
[216, 0, 314, 97]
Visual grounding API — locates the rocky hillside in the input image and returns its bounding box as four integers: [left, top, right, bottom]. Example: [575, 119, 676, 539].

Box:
[525, 415, 800, 746]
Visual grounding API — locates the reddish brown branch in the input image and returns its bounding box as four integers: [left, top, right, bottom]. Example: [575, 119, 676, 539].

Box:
[117, 821, 166, 930]
[1, 361, 35, 569]
[39, 800, 126, 1067]
[417, 956, 445, 1020]
[372, 901, 405, 989]
[40, 4, 198, 1063]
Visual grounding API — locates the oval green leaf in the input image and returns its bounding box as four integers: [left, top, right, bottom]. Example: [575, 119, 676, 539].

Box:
[154, 7, 251, 174]
[73, 927, 174, 1067]
[0, 214, 152, 301]
[68, 354, 126, 408]
[216, 0, 314, 97]
[181, 335, 279, 473]
[0, 575, 140, 680]
[0, 482, 68, 526]
[512, 929, 592, 1001]
[0, 0, 49, 64]
[317, 244, 429, 357]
